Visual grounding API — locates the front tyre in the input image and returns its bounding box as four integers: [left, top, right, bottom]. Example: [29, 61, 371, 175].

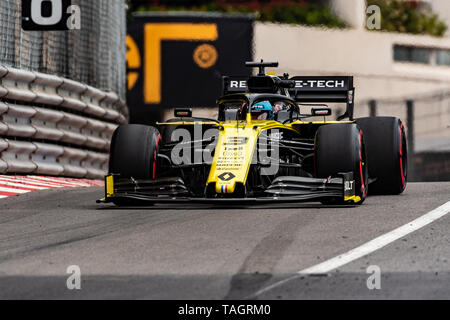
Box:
[315, 123, 368, 205]
[109, 124, 161, 179]
[108, 124, 161, 206]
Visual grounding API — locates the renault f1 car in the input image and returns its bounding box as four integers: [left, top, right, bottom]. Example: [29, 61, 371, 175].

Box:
[99, 61, 407, 206]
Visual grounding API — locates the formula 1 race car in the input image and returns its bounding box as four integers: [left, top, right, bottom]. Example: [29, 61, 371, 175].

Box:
[99, 61, 407, 206]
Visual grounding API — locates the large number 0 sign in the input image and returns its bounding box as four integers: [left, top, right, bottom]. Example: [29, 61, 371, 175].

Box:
[22, 0, 81, 31]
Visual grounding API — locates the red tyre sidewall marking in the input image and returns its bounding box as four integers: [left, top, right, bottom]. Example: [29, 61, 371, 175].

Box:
[399, 123, 406, 189]
[359, 130, 366, 199]
[153, 134, 161, 179]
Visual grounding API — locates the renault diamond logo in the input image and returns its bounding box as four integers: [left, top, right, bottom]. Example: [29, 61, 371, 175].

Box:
[218, 172, 236, 181]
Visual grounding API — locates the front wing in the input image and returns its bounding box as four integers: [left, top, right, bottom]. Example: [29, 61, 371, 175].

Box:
[97, 172, 360, 205]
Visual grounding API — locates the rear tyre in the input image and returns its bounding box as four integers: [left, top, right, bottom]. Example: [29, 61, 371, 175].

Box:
[356, 117, 407, 195]
[315, 123, 368, 205]
[108, 124, 161, 206]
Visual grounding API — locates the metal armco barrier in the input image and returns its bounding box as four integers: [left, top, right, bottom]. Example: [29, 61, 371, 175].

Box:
[0, 66, 7, 98]
[31, 143, 65, 176]
[1, 67, 37, 102]
[0, 138, 7, 173]
[58, 147, 89, 178]
[1, 140, 37, 173]
[0, 65, 127, 179]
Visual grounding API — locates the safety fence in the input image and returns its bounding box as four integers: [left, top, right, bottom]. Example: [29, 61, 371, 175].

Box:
[357, 89, 450, 182]
[0, 0, 127, 180]
[0, 65, 127, 179]
[0, 0, 126, 101]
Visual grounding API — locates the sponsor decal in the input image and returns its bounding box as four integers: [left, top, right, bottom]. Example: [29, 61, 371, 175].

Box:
[224, 137, 248, 145]
[268, 131, 283, 141]
[348, 90, 354, 104]
[229, 80, 247, 89]
[344, 180, 355, 192]
[294, 80, 346, 89]
[218, 172, 236, 181]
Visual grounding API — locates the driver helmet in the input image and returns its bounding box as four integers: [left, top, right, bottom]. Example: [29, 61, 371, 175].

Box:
[251, 100, 274, 120]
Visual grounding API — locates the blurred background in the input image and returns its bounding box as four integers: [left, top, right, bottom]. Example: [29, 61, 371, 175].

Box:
[0, 0, 449, 182]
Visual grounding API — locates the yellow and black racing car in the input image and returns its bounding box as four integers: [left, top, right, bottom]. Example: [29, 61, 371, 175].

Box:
[100, 61, 407, 206]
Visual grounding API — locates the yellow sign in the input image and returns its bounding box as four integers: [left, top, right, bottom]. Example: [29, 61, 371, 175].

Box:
[126, 35, 141, 91]
[144, 23, 218, 104]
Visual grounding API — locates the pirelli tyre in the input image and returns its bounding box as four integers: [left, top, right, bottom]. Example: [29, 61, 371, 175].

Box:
[356, 117, 407, 195]
[109, 124, 161, 179]
[315, 123, 368, 205]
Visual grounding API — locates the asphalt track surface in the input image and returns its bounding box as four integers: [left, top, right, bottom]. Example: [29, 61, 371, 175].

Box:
[0, 182, 449, 299]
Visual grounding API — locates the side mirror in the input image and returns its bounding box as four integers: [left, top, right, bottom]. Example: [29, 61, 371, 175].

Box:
[276, 110, 291, 123]
[311, 107, 332, 117]
[174, 108, 192, 118]
[278, 80, 296, 88]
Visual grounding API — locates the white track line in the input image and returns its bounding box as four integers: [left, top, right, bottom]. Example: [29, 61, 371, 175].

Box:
[250, 200, 450, 298]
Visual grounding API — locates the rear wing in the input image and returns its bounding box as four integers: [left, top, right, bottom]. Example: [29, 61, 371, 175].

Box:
[288, 76, 355, 120]
[222, 75, 355, 120]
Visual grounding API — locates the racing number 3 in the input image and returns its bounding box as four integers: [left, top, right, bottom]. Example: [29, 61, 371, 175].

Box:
[144, 23, 218, 104]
